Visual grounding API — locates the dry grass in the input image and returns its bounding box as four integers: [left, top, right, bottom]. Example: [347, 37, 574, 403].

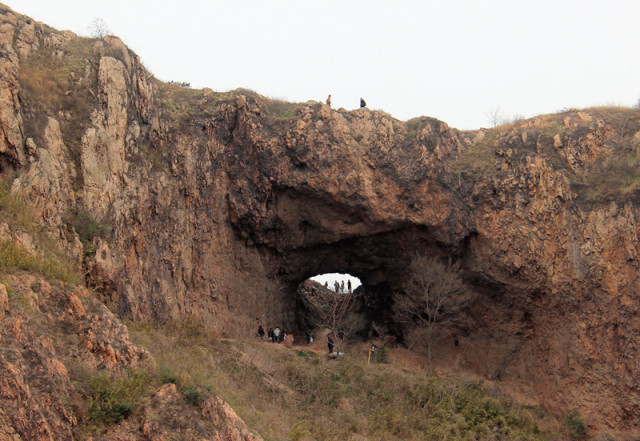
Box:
[17, 35, 98, 183]
[0, 182, 80, 284]
[0, 239, 78, 284]
[126, 319, 562, 441]
[451, 129, 499, 179]
[264, 98, 302, 120]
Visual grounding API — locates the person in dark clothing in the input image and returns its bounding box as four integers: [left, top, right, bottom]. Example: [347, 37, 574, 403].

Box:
[327, 335, 335, 354]
[360, 98, 366, 108]
[268, 328, 274, 342]
[347, 279, 352, 293]
[258, 325, 265, 340]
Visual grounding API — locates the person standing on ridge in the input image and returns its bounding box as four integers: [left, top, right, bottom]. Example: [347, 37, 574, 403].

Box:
[326, 94, 332, 106]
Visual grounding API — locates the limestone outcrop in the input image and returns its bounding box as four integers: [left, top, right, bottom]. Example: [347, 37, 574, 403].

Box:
[2, 3, 640, 437]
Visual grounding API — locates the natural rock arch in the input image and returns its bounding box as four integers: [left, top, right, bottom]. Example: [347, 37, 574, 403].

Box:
[3, 17, 638, 432]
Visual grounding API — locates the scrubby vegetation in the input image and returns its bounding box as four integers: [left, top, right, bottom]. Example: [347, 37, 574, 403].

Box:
[0, 183, 79, 284]
[0, 239, 77, 283]
[82, 368, 152, 425]
[451, 106, 640, 205]
[0, 181, 39, 234]
[566, 410, 587, 439]
[126, 319, 562, 441]
[17, 36, 99, 180]
[264, 98, 302, 120]
[65, 207, 112, 256]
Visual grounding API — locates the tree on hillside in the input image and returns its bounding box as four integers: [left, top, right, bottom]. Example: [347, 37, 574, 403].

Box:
[394, 253, 469, 366]
[299, 282, 365, 354]
[88, 18, 111, 38]
[486, 106, 503, 128]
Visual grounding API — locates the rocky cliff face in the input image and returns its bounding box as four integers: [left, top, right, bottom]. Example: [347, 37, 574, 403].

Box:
[2, 3, 640, 437]
[0, 275, 261, 441]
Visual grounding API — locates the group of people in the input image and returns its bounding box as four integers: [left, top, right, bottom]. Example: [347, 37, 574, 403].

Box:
[257, 325, 288, 343]
[256, 324, 318, 347]
[323, 279, 352, 293]
[257, 324, 354, 357]
[325, 95, 367, 109]
[257, 325, 312, 346]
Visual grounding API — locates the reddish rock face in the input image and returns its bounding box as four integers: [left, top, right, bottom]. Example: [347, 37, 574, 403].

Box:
[2, 3, 640, 436]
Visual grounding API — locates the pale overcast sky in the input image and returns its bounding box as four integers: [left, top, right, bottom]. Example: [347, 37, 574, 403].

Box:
[7, 1, 640, 129]
[311, 273, 361, 290]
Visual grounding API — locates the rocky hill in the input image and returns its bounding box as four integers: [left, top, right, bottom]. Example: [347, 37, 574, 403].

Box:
[1, 3, 640, 438]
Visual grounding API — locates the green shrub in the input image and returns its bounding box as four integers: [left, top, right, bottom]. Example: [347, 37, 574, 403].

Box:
[405, 119, 420, 142]
[159, 367, 178, 385]
[65, 208, 112, 256]
[85, 369, 152, 425]
[181, 384, 203, 406]
[566, 410, 587, 438]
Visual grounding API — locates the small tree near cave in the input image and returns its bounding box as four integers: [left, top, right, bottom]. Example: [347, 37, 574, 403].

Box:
[300, 282, 365, 354]
[394, 253, 469, 366]
[326, 308, 366, 355]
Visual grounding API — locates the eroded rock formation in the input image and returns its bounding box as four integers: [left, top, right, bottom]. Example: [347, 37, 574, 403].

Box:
[2, 3, 640, 437]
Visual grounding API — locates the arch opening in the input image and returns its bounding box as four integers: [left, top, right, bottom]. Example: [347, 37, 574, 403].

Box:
[295, 272, 375, 351]
[310, 272, 361, 293]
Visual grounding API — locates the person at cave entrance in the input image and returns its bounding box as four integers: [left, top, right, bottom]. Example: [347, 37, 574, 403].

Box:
[327, 334, 335, 354]
[334, 281, 340, 292]
[341, 280, 345, 293]
[274, 326, 281, 343]
[257, 325, 265, 340]
[347, 279, 352, 293]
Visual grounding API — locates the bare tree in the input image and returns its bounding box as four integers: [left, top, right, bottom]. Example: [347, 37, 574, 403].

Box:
[485, 106, 503, 128]
[328, 313, 366, 355]
[298, 281, 365, 354]
[394, 253, 469, 366]
[88, 18, 111, 38]
[610, 113, 633, 149]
